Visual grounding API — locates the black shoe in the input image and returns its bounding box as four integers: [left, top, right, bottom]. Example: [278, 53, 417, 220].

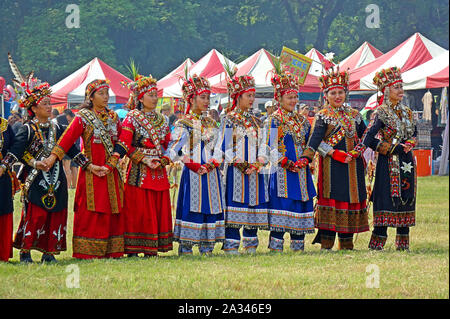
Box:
[20, 252, 33, 263]
[41, 254, 57, 263]
[127, 253, 139, 258]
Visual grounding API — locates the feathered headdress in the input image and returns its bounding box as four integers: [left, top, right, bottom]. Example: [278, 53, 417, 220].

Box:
[222, 60, 255, 113]
[8, 53, 52, 115]
[269, 56, 299, 102]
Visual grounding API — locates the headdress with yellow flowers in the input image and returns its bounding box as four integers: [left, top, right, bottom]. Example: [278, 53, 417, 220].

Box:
[121, 74, 158, 110]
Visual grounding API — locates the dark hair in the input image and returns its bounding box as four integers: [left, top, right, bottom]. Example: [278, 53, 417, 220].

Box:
[79, 98, 93, 110]
[63, 109, 75, 117]
[52, 109, 60, 116]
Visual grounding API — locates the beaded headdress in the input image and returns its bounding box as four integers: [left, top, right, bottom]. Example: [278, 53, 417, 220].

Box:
[8, 53, 52, 116]
[181, 74, 211, 114]
[121, 74, 158, 110]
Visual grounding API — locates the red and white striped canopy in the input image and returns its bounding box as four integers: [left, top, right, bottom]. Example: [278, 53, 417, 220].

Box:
[305, 48, 334, 76]
[157, 58, 194, 98]
[51, 57, 131, 105]
[402, 50, 449, 89]
[339, 42, 383, 71]
[212, 48, 323, 94]
[349, 33, 447, 91]
[158, 49, 235, 98]
[211, 48, 276, 93]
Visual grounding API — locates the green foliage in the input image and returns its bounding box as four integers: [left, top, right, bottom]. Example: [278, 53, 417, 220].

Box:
[0, 0, 448, 85]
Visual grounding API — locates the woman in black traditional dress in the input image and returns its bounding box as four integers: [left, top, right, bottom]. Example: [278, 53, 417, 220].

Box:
[363, 66, 417, 251]
[301, 66, 369, 250]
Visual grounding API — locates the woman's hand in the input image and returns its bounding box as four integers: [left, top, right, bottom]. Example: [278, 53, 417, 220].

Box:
[42, 154, 58, 170]
[88, 164, 109, 177]
[401, 143, 414, 154]
[197, 165, 208, 175]
[35, 161, 50, 172]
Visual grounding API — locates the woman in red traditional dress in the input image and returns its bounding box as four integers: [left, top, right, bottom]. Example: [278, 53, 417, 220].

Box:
[0, 116, 16, 262]
[111, 74, 173, 257]
[45, 79, 125, 259]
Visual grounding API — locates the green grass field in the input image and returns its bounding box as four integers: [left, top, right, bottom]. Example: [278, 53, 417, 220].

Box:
[0, 176, 448, 299]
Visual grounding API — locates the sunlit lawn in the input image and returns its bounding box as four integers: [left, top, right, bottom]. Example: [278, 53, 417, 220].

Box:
[0, 176, 448, 299]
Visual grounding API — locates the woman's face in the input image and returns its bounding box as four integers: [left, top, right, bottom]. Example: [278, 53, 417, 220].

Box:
[31, 97, 52, 119]
[140, 90, 158, 111]
[238, 91, 255, 111]
[388, 82, 404, 105]
[281, 92, 298, 112]
[326, 88, 346, 108]
[90, 88, 109, 109]
[192, 92, 210, 113]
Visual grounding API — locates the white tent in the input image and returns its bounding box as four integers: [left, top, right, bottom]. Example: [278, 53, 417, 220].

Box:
[158, 49, 235, 98]
[349, 32, 447, 91]
[51, 57, 131, 105]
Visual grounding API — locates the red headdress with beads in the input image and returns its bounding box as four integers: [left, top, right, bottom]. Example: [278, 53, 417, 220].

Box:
[373, 66, 403, 105]
[181, 74, 211, 114]
[270, 71, 299, 102]
[227, 75, 256, 112]
[85, 79, 110, 101]
[121, 74, 158, 110]
[318, 65, 349, 93]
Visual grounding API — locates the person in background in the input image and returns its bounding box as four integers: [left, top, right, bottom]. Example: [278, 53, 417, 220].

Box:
[209, 109, 220, 125]
[51, 108, 59, 124]
[10, 112, 24, 135]
[56, 109, 78, 189]
[298, 103, 309, 117]
[160, 103, 171, 124]
[260, 100, 276, 123]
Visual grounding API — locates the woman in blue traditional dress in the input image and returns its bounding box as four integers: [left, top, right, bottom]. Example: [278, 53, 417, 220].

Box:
[165, 75, 225, 255]
[212, 74, 269, 254]
[259, 70, 317, 252]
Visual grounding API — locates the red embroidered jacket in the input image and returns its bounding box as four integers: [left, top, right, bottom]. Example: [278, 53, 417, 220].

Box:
[114, 110, 171, 191]
[52, 108, 123, 214]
